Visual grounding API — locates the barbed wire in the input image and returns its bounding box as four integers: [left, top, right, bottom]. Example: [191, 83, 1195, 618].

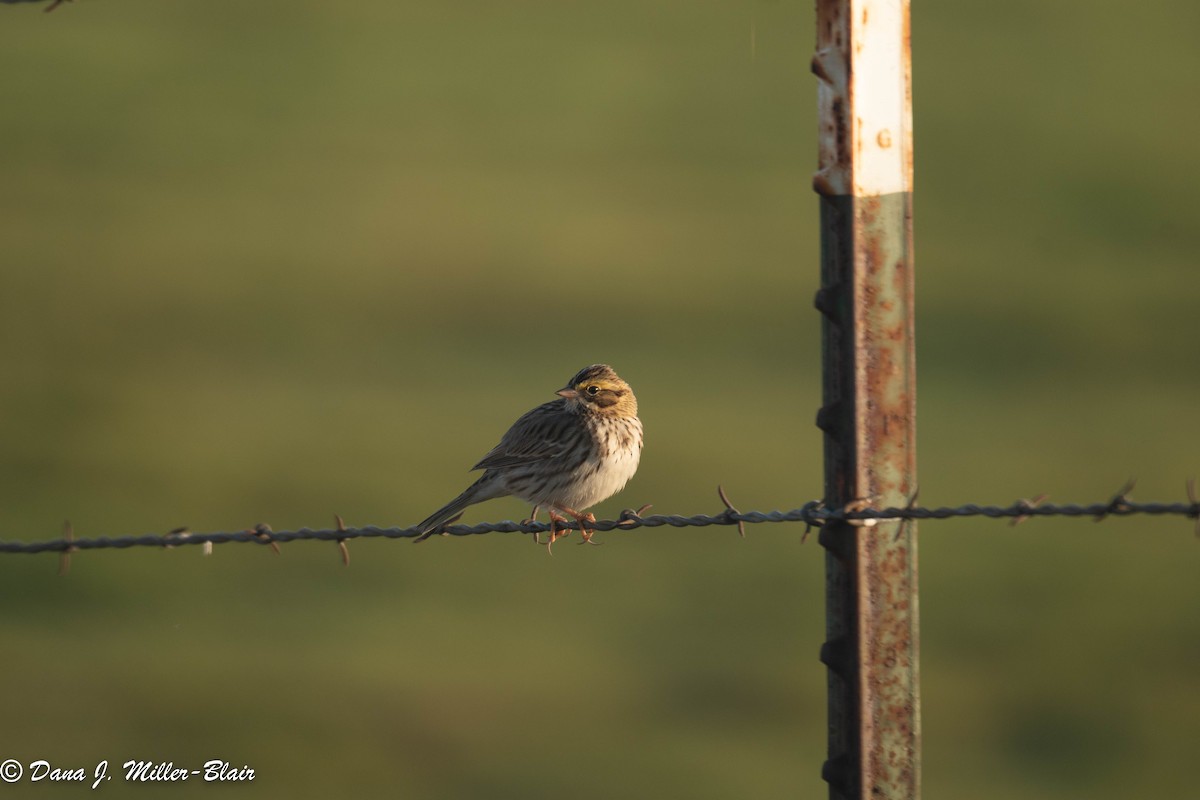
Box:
[1, 481, 1197, 572]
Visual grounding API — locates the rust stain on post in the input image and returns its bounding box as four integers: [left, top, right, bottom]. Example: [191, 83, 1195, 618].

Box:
[814, 1, 919, 799]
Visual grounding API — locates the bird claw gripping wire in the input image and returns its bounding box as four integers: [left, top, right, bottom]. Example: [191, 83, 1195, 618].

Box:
[521, 507, 589, 553]
[544, 508, 600, 554]
[575, 512, 602, 546]
[521, 506, 543, 545]
[543, 510, 573, 555]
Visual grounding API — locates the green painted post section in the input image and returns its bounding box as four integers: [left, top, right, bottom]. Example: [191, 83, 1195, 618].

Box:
[813, 1, 920, 798]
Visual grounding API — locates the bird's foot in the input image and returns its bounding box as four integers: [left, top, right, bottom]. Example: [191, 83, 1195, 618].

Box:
[542, 508, 601, 553]
[553, 506, 601, 546]
[576, 512, 600, 545]
[545, 509, 571, 555]
[523, 505, 542, 545]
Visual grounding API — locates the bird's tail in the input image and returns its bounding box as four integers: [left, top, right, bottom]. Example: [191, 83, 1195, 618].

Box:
[415, 475, 502, 541]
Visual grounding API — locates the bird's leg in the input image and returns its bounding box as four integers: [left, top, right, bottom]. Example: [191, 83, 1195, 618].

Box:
[556, 505, 600, 545]
[522, 505, 542, 545]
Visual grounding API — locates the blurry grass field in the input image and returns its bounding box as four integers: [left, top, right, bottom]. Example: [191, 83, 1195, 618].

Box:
[1, 1, 1198, 798]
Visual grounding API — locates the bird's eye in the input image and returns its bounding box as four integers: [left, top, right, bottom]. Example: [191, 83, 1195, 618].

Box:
[585, 385, 601, 396]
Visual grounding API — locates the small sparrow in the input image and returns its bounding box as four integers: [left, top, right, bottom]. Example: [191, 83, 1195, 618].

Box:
[416, 364, 643, 547]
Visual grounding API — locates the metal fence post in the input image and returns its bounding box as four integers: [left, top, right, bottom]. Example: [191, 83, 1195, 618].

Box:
[812, 1, 919, 799]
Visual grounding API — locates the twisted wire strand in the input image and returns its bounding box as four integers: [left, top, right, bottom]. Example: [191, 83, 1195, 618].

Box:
[2, 491, 1197, 556]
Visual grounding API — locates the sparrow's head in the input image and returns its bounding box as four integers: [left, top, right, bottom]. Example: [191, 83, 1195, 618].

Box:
[556, 364, 637, 417]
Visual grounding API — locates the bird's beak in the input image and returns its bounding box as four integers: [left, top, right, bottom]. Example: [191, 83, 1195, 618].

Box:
[556, 387, 579, 399]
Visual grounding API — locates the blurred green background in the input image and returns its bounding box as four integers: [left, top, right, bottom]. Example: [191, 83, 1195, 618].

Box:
[1, 0, 1197, 797]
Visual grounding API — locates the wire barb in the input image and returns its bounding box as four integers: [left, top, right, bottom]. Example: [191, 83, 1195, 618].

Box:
[893, 487, 920, 542]
[334, 514, 350, 566]
[617, 504, 653, 528]
[1011, 494, 1049, 527]
[717, 485, 746, 538]
[249, 523, 281, 555]
[799, 500, 824, 543]
[1095, 478, 1137, 522]
[165, 526, 191, 550]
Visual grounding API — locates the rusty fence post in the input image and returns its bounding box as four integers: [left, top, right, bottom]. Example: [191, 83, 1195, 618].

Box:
[812, 0, 919, 799]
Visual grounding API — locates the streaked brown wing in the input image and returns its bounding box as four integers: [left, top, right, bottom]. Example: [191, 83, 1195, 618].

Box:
[470, 400, 576, 471]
